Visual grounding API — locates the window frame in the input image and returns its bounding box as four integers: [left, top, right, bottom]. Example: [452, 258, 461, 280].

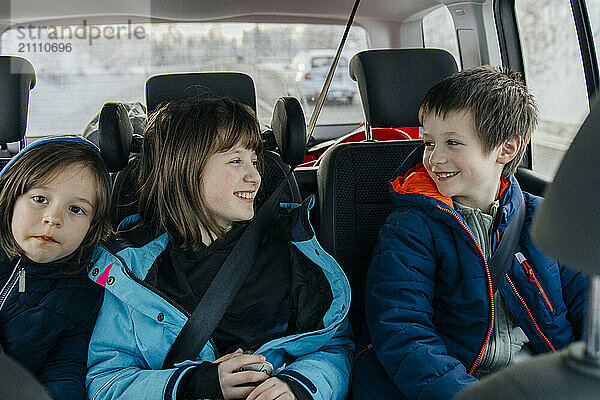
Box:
[494, 0, 599, 172]
[571, 0, 599, 99]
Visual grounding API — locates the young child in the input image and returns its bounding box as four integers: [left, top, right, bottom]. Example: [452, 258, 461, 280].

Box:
[356, 66, 587, 400]
[86, 97, 353, 400]
[0, 136, 112, 400]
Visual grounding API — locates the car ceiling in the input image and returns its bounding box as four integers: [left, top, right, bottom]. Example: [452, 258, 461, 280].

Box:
[0, 0, 487, 27]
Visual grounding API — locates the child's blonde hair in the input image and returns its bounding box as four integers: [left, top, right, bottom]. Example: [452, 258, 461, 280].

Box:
[138, 97, 263, 250]
[0, 140, 113, 265]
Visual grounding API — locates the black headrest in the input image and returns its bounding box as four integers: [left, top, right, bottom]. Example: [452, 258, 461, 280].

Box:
[0, 56, 36, 144]
[271, 97, 306, 168]
[349, 49, 458, 127]
[146, 72, 256, 113]
[98, 102, 133, 173]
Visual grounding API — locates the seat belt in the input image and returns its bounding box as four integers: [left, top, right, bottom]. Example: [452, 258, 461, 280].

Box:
[162, 173, 289, 368]
[488, 197, 525, 293]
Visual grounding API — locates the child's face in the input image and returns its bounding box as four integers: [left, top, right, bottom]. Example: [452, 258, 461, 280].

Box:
[422, 110, 506, 211]
[201, 145, 261, 230]
[11, 167, 96, 263]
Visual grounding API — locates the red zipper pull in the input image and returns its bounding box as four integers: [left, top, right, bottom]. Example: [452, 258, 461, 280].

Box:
[516, 252, 532, 276]
[515, 252, 553, 312]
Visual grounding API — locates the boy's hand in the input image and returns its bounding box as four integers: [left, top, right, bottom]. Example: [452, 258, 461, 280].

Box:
[216, 350, 269, 399]
[246, 377, 296, 400]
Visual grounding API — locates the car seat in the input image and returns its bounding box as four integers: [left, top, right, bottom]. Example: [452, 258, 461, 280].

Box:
[145, 72, 257, 113]
[0, 56, 36, 165]
[317, 48, 458, 339]
[103, 72, 304, 228]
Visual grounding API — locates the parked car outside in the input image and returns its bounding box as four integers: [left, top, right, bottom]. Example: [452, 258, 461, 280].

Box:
[288, 49, 356, 104]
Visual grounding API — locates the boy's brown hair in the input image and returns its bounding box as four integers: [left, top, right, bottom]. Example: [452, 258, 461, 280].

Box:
[0, 140, 113, 265]
[418, 65, 538, 179]
[138, 97, 263, 250]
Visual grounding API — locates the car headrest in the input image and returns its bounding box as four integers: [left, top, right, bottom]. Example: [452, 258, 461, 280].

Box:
[349, 49, 458, 128]
[98, 102, 133, 173]
[0, 56, 36, 144]
[271, 97, 306, 168]
[83, 101, 146, 147]
[146, 72, 257, 113]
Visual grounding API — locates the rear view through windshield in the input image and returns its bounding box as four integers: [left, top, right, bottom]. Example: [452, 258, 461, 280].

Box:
[1, 22, 369, 138]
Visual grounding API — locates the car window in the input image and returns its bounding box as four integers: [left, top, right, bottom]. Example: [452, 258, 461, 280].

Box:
[310, 56, 348, 69]
[423, 5, 461, 69]
[515, 0, 589, 179]
[312, 57, 333, 68]
[1, 22, 369, 138]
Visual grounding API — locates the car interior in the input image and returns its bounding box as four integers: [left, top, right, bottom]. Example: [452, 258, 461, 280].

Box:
[0, 0, 598, 397]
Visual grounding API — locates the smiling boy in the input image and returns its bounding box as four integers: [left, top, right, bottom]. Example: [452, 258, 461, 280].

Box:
[360, 66, 587, 400]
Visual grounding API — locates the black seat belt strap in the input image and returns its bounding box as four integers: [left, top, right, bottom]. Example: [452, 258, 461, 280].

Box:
[488, 197, 525, 293]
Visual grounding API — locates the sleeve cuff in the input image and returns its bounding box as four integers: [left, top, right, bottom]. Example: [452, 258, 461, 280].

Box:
[165, 365, 194, 400]
[277, 373, 313, 400]
[175, 361, 223, 400]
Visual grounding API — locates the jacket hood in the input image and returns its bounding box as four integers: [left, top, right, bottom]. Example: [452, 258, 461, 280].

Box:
[0, 135, 102, 178]
[389, 144, 522, 230]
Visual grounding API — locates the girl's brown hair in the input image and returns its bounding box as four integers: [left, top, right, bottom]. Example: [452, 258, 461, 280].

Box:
[138, 97, 263, 250]
[0, 140, 113, 266]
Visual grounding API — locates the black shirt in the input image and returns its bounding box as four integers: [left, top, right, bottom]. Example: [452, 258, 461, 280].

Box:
[144, 223, 296, 356]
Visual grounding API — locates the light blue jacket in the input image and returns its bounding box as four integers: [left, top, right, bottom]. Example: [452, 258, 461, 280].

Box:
[86, 199, 353, 400]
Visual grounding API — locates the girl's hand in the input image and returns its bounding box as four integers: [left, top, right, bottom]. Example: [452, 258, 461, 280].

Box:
[246, 377, 296, 400]
[214, 348, 243, 363]
[216, 351, 269, 399]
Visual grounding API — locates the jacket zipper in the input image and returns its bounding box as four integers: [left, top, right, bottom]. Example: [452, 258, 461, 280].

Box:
[515, 252, 553, 312]
[208, 337, 220, 359]
[0, 258, 23, 312]
[505, 275, 556, 352]
[355, 343, 373, 360]
[436, 205, 494, 375]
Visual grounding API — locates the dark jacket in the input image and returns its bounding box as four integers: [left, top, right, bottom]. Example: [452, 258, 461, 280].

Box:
[0, 252, 103, 400]
[359, 148, 587, 400]
[0, 135, 107, 400]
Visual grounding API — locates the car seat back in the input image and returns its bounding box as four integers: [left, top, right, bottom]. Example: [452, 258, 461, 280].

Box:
[146, 72, 257, 113]
[319, 48, 458, 337]
[0, 56, 36, 165]
[349, 48, 458, 137]
[318, 140, 421, 336]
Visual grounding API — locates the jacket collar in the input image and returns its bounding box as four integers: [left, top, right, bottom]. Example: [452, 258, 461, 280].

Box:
[0, 250, 85, 279]
[389, 145, 522, 232]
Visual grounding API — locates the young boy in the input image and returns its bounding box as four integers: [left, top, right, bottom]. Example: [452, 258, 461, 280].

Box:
[358, 66, 587, 400]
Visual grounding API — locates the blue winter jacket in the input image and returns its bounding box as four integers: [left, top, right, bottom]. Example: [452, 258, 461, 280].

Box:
[85, 197, 353, 400]
[362, 148, 587, 400]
